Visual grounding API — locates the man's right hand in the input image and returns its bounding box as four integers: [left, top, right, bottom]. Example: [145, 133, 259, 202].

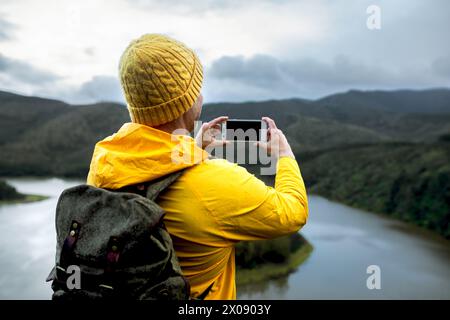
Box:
[255, 117, 295, 159]
[195, 116, 229, 150]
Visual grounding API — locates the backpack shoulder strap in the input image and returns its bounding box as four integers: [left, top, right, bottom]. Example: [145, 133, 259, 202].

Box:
[145, 170, 185, 201]
[116, 170, 185, 201]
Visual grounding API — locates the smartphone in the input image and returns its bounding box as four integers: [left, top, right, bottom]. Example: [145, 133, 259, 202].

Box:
[221, 119, 267, 142]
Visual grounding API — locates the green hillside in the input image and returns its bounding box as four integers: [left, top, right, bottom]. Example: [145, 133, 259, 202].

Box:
[0, 179, 48, 204]
[0, 180, 23, 201]
[0, 91, 71, 145]
[0, 100, 128, 177]
[203, 93, 450, 143]
[300, 141, 450, 238]
[317, 88, 450, 114]
[0, 88, 449, 237]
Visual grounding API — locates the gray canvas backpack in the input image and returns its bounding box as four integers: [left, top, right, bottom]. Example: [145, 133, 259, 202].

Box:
[46, 171, 211, 300]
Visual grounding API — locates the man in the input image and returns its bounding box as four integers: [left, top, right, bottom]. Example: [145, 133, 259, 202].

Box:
[87, 34, 308, 300]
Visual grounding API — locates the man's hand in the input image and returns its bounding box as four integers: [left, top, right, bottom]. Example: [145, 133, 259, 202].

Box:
[195, 116, 229, 150]
[255, 117, 295, 159]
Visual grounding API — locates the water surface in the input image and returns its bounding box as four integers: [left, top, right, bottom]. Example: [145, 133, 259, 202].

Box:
[1, 178, 449, 299]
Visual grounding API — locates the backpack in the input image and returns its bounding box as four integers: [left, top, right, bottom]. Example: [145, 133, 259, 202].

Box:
[46, 171, 211, 300]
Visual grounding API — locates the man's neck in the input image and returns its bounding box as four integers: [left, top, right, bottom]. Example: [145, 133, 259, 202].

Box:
[151, 118, 190, 135]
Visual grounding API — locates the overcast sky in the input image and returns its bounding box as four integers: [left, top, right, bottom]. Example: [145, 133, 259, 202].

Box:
[0, 0, 449, 104]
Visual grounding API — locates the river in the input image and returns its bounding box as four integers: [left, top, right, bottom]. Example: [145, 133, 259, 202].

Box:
[0, 178, 449, 299]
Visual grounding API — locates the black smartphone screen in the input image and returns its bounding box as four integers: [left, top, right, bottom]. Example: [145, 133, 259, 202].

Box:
[226, 119, 262, 141]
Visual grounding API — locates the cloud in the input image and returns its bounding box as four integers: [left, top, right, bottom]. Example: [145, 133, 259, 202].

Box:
[204, 53, 449, 101]
[1, 0, 449, 103]
[208, 55, 284, 88]
[73, 75, 124, 104]
[29, 75, 124, 105]
[432, 55, 450, 78]
[0, 16, 15, 41]
[84, 47, 95, 57]
[0, 54, 60, 85]
[126, 0, 292, 15]
[0, 51, 120, 104]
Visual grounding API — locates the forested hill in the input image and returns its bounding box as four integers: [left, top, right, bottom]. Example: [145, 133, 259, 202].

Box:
[0, 88, 449, 237]
[1, 88, 450, 177]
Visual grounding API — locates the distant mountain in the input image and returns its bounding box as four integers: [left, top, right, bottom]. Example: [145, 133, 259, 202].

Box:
[0, 88, 449, 236]
[203, 88, 450, 142]
[1, 88, 449, 176]
[0, 97, 128, 176]
[0, 91, 71, 145]
[318, 88, 450, 114]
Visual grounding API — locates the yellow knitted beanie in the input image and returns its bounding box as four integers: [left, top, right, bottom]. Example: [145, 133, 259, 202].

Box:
[119, 34, 203, 126]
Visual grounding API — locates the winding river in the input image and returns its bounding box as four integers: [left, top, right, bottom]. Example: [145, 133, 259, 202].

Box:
[0, 178, 449, 299]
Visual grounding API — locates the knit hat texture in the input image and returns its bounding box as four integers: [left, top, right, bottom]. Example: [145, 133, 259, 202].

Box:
[119, 34, 203, 126]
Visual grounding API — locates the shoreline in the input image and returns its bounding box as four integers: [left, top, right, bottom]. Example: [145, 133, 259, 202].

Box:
[0, 194, 49, 205]
[315, 193, 450, 241]
[236, 241, 314, 286]
[1, 178, 50, 205]
[4, 175, 447, 239]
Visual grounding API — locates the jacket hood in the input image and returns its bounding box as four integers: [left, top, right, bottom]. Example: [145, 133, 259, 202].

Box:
[87, 122, 208, 189]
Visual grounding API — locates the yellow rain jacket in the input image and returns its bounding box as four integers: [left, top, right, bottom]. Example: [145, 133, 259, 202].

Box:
[87, 122, 308, 300]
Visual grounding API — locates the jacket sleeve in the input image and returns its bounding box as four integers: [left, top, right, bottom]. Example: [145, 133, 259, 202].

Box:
[210, 156, 309, 243]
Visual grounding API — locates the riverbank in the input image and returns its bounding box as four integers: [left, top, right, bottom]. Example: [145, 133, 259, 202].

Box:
[1, 179, 449, 299]
[236, 240, 313, 286]
[300, 142, 450, 239]
[237, 195, 450, 299]
[0, 194, 49, 205]
[4, 177, 315, 288]
[0, 179, 49, 204]
[4, 140, 450, 241]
